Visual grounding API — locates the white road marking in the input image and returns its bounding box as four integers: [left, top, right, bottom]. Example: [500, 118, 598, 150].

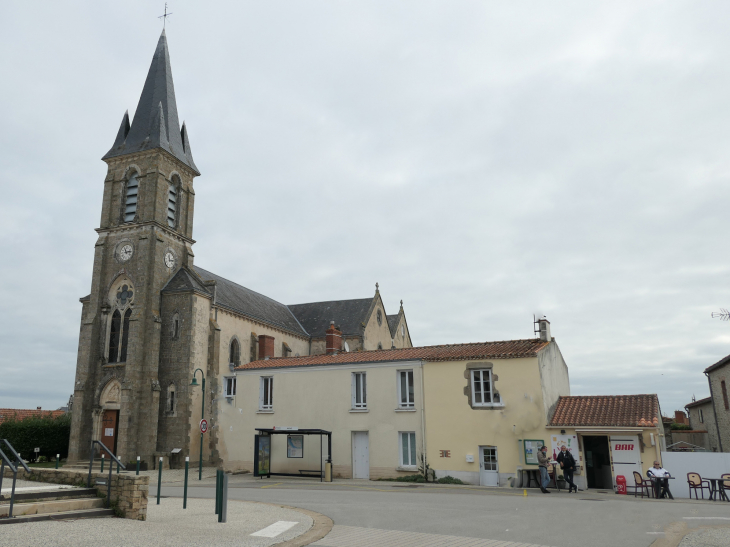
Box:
[683, 517, 730, 520]
[251, 520, 299, 538]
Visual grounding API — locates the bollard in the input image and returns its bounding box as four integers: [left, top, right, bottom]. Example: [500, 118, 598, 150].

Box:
[56, 454, 60, 470]
[215, 470, 221, 515]
[157, 457, 163, 505]
[523, 489, 527, 497]
[219, 472, 228, 523]
[183, 457, 189, 509]
[136, 455, 140, 476]
[100, 453, 105, 473]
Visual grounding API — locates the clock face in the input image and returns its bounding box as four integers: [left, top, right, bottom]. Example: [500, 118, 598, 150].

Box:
[164, 251, 175, 269]
[119, 244, 133, 262]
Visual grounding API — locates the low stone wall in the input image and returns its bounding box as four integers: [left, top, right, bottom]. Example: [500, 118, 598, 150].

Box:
[2, 467, 149, 520]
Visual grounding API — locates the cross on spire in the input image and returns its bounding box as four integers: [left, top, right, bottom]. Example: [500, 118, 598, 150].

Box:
[158, 3, 173, 28]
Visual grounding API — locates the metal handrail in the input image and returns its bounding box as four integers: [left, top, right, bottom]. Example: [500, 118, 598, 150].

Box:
[0, 443, 24, 519]
[1, 440, 30, 473]
[88, 440, 126, 508]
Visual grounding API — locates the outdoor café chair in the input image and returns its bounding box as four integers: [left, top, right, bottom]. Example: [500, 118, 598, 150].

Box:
[721, 474, 730, 502]
[633, 471, 652, 498]
[687, 472, 711, 500]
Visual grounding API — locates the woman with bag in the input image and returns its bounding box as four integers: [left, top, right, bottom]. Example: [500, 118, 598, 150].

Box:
[556, 445, 578, 493]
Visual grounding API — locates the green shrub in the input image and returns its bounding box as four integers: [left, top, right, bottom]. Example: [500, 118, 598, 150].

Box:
[0, 413, 71, 461]
[435, 476, 466, 485]
[670, 423, 691, 431]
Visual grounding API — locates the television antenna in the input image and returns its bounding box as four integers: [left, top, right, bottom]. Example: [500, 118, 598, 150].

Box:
[711, 308, 730, 321]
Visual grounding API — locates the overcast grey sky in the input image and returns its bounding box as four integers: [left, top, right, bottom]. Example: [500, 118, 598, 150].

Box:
[1, 1, 729, 415]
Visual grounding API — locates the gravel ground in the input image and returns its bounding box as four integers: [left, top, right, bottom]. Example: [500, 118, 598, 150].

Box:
[679, 528, 730, 547]
[0, 498, 313, 547]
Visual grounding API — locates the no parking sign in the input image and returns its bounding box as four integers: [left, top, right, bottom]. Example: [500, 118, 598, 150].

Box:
[200, 419, 208, 434]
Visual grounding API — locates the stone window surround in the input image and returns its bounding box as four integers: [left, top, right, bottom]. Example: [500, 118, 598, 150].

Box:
[102, 276, 136, 366]
[120, 166, 142, 224]
[463, 362, 503, 410]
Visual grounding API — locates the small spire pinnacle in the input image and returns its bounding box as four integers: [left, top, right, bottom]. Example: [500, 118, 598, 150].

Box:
[375, 282, 379, 293]
[400, 299, 403, 308]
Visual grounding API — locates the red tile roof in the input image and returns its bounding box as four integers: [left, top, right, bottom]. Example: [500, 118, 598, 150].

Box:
[549, 395, 660, 428]
[236, 338, 550, 370]
[0, 409, 66, 425]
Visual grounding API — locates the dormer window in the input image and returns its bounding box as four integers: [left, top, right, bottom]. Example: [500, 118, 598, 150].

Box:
[124, 174, 139, 222]
[167, 183, 177, 228]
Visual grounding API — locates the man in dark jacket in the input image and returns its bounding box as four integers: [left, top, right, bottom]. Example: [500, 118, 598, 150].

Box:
[556, 445, 578, 493]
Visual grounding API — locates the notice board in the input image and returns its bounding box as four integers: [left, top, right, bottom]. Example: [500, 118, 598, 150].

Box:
[523, 439, 544, 465]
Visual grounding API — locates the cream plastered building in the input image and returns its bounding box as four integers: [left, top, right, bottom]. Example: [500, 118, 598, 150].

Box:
[224, 321, 569, 483]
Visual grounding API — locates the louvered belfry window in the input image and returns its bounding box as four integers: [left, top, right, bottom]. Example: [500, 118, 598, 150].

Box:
[167, 184, 177, 227]
[124, 174, 139, 222]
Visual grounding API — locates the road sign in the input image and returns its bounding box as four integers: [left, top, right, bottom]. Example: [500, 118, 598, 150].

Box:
[34, 447, 40, 453]
[200, 419, 208, 434]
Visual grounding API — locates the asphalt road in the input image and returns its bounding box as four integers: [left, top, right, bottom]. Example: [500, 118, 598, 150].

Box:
[162, 478, 730, 547]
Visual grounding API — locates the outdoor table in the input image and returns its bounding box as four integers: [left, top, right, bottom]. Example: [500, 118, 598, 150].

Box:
[648, 476, 674, 500]
[704, 478, 730, 502]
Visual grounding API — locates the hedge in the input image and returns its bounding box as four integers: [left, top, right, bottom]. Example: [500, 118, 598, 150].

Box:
[0, 413, 71, 461]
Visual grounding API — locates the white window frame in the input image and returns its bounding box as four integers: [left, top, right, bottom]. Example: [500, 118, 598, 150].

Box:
[352, 372, 367, 410]
[471, 369, 503, 407]
[399, 431, 417, 469]
[259, 376, 273, 410]
[224, 376, 236, 398]
[397, 369, 415, 409]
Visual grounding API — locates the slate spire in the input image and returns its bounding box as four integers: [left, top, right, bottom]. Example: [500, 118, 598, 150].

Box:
[103, 30, 199, 174]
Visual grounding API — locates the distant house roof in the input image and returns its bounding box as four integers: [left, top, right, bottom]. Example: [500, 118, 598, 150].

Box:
[0, 409, 66, 425]
[549, 395, 660, 428]
[685, 396, 712, 409]
[191, 266, 308, 337]
[288, 298, 373, 338]
[236, 338, 550, 371]
[704, 353, 730, 374]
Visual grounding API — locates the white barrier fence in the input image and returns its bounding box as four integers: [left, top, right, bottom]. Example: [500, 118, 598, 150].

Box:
[660, 451, 730, 498]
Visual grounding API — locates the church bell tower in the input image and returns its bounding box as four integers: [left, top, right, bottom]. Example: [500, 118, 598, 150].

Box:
[68, 30, 200, 464]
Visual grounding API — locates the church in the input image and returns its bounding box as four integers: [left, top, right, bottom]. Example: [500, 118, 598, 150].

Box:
[67, 31, 412, 467]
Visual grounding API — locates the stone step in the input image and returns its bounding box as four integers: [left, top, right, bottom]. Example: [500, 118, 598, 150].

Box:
[0, 497, 106, 518]
[0, 507, 115, 524]
[1, 488, 97, 503]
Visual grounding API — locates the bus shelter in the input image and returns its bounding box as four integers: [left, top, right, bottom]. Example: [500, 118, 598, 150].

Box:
[254, 428, 332, 482]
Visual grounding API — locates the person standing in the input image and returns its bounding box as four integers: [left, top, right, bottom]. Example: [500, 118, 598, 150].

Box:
[537, 445, 551, 493]
[556, 445, 578, 493]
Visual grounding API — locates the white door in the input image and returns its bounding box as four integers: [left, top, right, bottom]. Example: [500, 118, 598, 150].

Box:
[609, 435, 642, 489]
[352, 431, 370, 479]
[479, 446, 499, 486]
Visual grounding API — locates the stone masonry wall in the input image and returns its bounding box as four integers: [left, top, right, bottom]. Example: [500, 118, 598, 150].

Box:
[708, 361, 730, 452]
[3, 468, 149, 520]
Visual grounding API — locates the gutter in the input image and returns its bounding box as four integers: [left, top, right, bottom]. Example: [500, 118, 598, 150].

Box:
[705, 371, 724, 452]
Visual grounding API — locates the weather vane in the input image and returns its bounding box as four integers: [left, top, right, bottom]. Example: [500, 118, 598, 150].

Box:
[159, 3, 173, 29]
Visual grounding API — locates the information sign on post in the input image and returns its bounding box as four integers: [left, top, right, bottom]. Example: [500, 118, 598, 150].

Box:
[200, 419, 208, 434]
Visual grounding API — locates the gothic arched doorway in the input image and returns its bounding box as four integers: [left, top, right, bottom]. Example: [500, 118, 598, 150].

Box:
[96, 379, 121, 454]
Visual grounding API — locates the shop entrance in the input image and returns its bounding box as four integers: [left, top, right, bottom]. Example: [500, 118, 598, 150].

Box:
[583, 436, 612, 489]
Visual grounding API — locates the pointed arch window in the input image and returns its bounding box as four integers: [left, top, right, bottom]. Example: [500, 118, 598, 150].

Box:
[108, 310, 121, 363]
[167, 183, 177, 228]
[119, 308, 132, 362]
[124, 174, 139, 222]
[107, 282, 134, 364]
[229, 338, 240, 367]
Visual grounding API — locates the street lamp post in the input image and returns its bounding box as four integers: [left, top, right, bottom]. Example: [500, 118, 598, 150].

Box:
[190, 368, 205, 480]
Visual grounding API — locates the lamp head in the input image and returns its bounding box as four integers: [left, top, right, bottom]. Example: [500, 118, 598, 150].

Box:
[190, 377, 199, 387]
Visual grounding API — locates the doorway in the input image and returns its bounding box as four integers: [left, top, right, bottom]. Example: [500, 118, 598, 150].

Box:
[352, 431, 369, 479]
[583, 436, 611, 489]
[101, 409, 119, 455]
[479, 446, 499, 486]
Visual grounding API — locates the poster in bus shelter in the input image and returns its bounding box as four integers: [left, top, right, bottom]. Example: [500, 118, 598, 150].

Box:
[254, 435, 271, 477]
[523, 439, 544, 465]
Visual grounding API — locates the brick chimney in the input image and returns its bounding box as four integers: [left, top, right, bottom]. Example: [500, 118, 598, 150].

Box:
[259, 335, 275, 360]
[674, 410, 688, 425]
[326, 321, 342, 354]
